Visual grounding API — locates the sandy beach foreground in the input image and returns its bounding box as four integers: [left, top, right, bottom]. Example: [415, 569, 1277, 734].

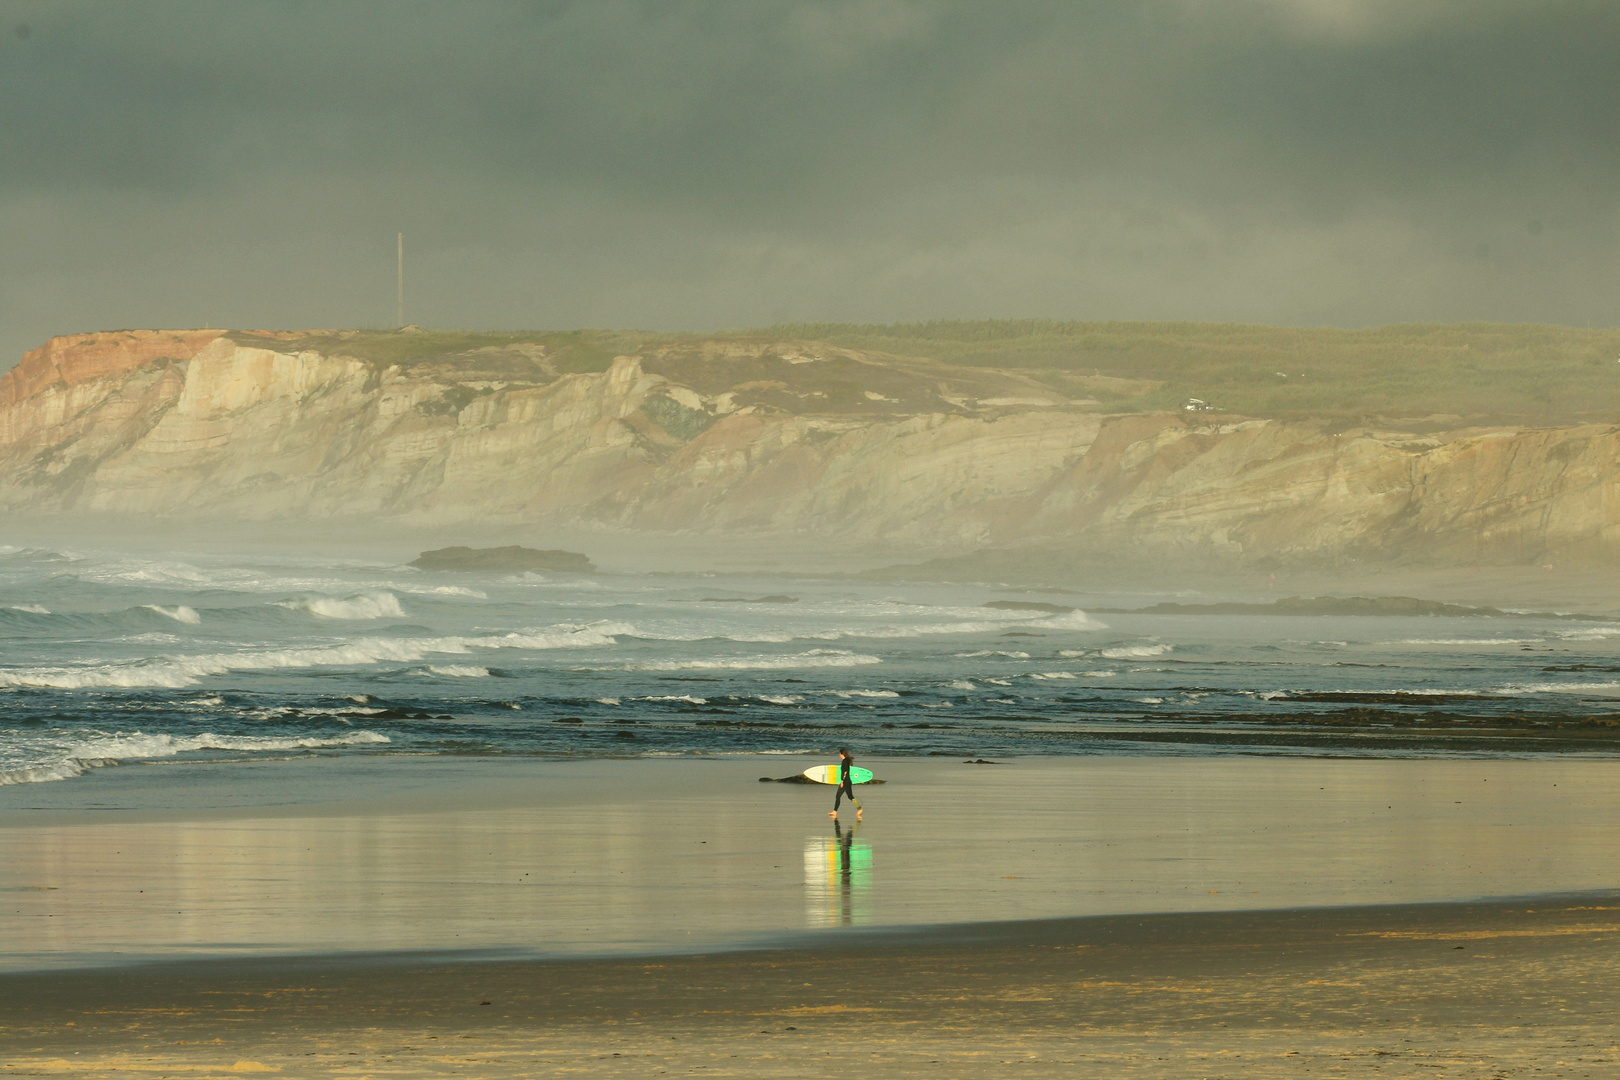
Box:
[7, 755, 1620, 970]
[2, 894, 1617, 1078]
[4, 755, 1618, 1075]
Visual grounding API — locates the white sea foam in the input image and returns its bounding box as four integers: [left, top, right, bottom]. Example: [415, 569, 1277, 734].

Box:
[1260, 687, 1477, 701]
[1492, 681, 1620, 696]
[758, 695, 803, 705]
[828, 689, 900, 698]
[956, 650, 1031, 659]
[1138, 697, 1165, 704]
[428, 665, 489, 677]
[633, 649, 881, 672]
[611, 606, 1107, 646]
[143, 605, 201, 625]
[0, 621, 628, 689]
[1098, 644, 1173, 659]
[1556, 626, 1620, 640]
[640, 695, 710, 704]
[1028, 672, 1078, 680]
[1024, 610, 1110, 631]
[1386, 638, 1539, 647]
[284, 592, 406, 620]
[0, 760, 102, 784]
[415, 585, 488, 599]
[596, 697, 622, 706]
[948, 680, 976, 690]
[845, 620, 1026, 638]
[7, 603, 49, 614]
[0, 730, 390, 786]
[80, 560, 211, 586]
[839, 609, 1107, 638]
[517, 573, 603, 588]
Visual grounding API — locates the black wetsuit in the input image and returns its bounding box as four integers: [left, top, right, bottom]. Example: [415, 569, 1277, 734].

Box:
[833, 756, 861, 812]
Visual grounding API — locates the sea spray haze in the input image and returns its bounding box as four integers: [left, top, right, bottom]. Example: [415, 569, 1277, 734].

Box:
[4, 544, 1620, 788]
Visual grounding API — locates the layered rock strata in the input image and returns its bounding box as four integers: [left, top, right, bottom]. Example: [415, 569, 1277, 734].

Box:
[1, 329, 1616, 567]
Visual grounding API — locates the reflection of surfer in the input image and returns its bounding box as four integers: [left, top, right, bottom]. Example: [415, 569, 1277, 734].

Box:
[829, 747, 863, 821]
[834, 818, 856, 924]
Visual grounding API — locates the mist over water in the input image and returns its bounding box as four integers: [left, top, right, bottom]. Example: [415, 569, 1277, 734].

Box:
[4, 542, 1620, 788]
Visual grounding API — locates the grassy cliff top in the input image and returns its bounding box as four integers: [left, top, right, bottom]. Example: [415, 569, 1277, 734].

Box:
[753, 320, 1620, 426]
[226, 321, 1620, 426]
[226, 328, 663, 377]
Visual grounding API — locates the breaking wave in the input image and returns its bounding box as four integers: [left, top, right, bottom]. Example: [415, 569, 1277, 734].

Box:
[633, 649, 882, 672]
[1385, 638, 1539, 647]
[0, 730, 390, 786]
[143, 605, 202, 625]
[1491, 681, 1620, 696]
[283, 592, 406, 620]
[0, 622, 630, 689]
[1097, 644, 1173, 659]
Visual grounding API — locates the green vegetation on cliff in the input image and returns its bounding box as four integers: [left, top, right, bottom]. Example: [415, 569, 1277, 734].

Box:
[753, 320, 1620, 425]
[226, 320, 1620, 426]
[227, 328, 663, 377]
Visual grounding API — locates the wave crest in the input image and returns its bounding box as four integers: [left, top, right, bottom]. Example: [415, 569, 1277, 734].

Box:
[283, 592, 406, 620]
[634, 649, 882, 672]
[0, 621, 628, 689]
[143, 605, 201, 625]
[0, 730, 390, 786]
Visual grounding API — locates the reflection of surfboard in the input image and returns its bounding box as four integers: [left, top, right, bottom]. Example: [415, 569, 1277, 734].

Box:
[805, 831, 873, 927]
[803, 764, 874, 785]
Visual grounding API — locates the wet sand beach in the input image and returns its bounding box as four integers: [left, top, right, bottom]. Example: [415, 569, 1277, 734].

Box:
[5, 755, 1620, 968]
[2, 895, 1618, 1078]
[3, 756, 1618, 1075]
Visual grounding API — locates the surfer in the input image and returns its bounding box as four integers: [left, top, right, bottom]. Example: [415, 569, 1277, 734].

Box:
[829, 747, 863, 821]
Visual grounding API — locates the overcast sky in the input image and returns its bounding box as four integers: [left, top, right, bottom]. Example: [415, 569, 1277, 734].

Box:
[1, 0, 1616, 366]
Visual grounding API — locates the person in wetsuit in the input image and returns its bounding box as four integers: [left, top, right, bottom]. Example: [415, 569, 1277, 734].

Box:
[829, 747, 863, 821]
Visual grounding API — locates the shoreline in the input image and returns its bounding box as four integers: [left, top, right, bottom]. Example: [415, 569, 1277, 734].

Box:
[5, 884, 1615, 977]
[5, 754, 1620, 977]
[4, 893, 1617, 1076]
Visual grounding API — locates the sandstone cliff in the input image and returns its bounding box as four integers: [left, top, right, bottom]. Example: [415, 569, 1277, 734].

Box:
[1, 328, 1616, 569]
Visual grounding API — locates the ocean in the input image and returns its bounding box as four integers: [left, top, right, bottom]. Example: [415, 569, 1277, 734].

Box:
[4, 541, 1619, 789]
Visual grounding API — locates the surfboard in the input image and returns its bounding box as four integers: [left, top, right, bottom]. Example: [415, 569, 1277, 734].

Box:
[803, 764, 874, 785]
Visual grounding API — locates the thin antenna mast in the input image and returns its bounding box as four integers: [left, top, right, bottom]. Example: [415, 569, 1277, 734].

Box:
[397, 232, 404, 328]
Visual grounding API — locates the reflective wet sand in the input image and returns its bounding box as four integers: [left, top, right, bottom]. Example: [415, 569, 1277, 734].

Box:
[2, 754, 1617, 970]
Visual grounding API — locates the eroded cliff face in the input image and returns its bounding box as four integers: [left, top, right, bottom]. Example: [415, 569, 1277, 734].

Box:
[1, 329, 1616, 566]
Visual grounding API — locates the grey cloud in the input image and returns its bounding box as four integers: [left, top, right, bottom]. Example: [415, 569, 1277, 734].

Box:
[1, 1, 1616, 366]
